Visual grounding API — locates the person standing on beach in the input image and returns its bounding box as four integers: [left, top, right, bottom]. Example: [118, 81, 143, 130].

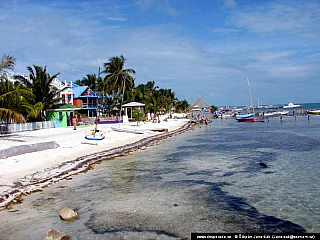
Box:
[72, 116, 77, 130]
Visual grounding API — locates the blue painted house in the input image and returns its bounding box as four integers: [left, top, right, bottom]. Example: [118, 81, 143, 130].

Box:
[72, 85, 104, 117]
[51, 79, 106, 117]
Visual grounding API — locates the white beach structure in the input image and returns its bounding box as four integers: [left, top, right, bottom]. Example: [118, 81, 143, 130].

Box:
[122, 102, 145, 122]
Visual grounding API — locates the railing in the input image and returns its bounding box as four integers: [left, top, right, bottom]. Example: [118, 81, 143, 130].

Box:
[80, 116, 122, 122]
[0, 120, 61, 134]
[82, 103, 97, 108]
[99, 116, 123, 121]
[82, 103, 106, 109]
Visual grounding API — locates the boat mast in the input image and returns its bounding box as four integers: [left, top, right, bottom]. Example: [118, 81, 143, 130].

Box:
[247, 77, 255, 113]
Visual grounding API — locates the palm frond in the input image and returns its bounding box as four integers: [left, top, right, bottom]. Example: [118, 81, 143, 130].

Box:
[0, 54, 16, 72]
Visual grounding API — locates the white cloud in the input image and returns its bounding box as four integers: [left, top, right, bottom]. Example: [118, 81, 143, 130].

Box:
[223, 0, 237, 8]
[136, 0, 179, 16]
[250, 50, 296, 61]
[106, 16, 127, 21]
[268, 65, 317, 78]
[229, 2, 320, 37]
[209, 27, 241, 34]
[136, 0, 154, 10]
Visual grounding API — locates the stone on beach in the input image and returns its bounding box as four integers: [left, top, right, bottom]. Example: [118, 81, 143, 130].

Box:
[44, 229, 70, 240]
[59, 206, 78, 221]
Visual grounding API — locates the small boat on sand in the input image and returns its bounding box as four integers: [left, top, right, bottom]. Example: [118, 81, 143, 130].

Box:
[85, 117, 105, 140]
[283, 102, 301, 109]
[85, 129, 105, 140]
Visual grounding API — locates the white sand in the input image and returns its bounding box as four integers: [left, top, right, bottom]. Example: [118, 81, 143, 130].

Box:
[0, 117, 190, 208]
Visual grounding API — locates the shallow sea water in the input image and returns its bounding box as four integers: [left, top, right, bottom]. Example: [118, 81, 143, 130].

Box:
[0, 116, 320, 239]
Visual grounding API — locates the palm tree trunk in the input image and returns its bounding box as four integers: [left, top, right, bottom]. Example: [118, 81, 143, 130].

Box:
[119, 81, 125, 127]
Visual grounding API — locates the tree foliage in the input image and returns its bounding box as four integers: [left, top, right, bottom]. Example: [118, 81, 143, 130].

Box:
[0, 54, 15, 73]
[175, 99, 189, 113]
[1, 53, 189, 122]
[124, 81, 181, 114]
[0, 54, 36, 123]
[80, 74, 103, 92]
[14, 65, 67, 120]
[101, 55, 135, 95]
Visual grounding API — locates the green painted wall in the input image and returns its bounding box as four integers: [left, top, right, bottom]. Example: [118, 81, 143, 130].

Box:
[46, 110, 72, 127]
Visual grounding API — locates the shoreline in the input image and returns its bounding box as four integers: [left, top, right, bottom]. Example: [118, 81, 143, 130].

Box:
[0, 119, 193, 210]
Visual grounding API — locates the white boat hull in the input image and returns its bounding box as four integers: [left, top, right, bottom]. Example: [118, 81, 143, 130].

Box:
[85, 129, 105, 140]
[283, 102, 301, 108]
[264, 111, 289, 117]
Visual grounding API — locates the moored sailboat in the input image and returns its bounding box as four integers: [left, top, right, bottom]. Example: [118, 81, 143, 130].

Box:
[236, 78, 264, 122]
[235, 113, 255, 122]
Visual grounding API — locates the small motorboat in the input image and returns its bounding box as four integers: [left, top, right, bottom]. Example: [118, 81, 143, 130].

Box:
[264, 111, 289, 117]
[306, 109, 320, 115]
[283, 102, 301, 108]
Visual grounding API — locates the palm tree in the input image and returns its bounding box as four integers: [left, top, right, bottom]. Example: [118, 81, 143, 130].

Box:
[101, 55, 135, 95]
[129, 81, 159, 113]
[0, 54, 35, 123]
[0, 78, 34, 123]
[101, 55, 135, 122]
[175, 99, 189, 113]
[145, 81, 159, 94]
[148, 94, 161, 115]
[14, 65, 67, 120]
[81, 74, 103, 92]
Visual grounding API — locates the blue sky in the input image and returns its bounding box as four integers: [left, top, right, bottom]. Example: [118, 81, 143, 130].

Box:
[1, 0, 319, 106]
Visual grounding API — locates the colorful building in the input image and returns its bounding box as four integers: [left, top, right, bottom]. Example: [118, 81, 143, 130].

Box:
[46, 104, 81, 127]
[51, 79, 105, 117]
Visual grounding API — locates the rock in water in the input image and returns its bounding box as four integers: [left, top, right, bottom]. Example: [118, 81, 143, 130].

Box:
[259, 162, 268, 168]
[59, 206, 78, 221]
[44, 229, 70, 240]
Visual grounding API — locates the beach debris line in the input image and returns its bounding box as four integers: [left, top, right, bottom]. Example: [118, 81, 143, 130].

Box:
[59, 206, 78, 221]
[145, 128, 168, 132]
[44, 229, 70, 240]
[81, 141, 98, 145]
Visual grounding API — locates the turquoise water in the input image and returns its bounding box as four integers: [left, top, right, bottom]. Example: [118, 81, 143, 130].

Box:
[0, 115, 320, 239]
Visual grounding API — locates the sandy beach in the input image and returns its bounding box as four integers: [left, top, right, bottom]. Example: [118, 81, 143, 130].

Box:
[0, 116, 191, 210]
